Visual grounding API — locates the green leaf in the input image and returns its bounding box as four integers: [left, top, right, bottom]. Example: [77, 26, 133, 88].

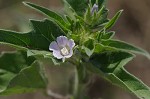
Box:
[0, 19, 65, 51]
[84, 6, 92, 24]
[104, 10, 123, 30]
[0, 52, 29, 74]
[101, 39, 150, 59]
[90, 7, 109, 31]
[93, 6, 109, 26]
[66, 0, 88, 16]
[65, 15, 73, 24]
[0, 51, 29, 93]
[88, 51, 150, 99]
[90, 51, 134, 73]
[94, 43, 116, 53]
[27, 50, 52, 59]
[0, 61, 47, 95]
[0, 42, 28, 51]
[23, 2, 70, 32]
[0, 69, 15, 93]
[63, 0, 76, 21]
[30, 19, 65, 42]
[70, 34, 80, 44]
[101, 31, 115, 39]
[82, 39, 95, 57]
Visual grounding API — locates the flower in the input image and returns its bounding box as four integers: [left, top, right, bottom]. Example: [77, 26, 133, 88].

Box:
[49, 36, 75, 62]
[91, 4, 98, 15]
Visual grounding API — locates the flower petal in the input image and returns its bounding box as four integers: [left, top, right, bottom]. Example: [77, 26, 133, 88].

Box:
[56, 36, 68, 47]
[49, 41, 59, 51]
[91, 4, 98, 15]
[67, 39, 75, 49]
[65, 49, 73, 58]
[53, 50, 63, 59]
[49, 36, 75, 61]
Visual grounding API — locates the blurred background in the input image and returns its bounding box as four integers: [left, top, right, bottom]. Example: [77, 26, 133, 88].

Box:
[0, 0, 150, 99]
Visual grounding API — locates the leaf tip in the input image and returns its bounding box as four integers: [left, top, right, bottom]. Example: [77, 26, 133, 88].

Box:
[22, 1, 33, 8]
[120, 9, 124, 12]
[22, 1, 29, 6]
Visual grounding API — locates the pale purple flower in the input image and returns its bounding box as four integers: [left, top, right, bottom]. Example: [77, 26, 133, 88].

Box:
[91, 4, 98, 15]
[49, 36, 75, 62]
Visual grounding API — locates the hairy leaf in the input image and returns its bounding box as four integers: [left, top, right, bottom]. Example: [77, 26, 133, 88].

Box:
[104, 10, 123, 30]
[88, 51, 150, 99]
[66, 0, 88, 16]
[94, 43, 116, 53]
[0, 19, 65, 51]
[23, 2, 70, 32]
[63, 0, 76, 21]
[0, 52, 29, 74]
[0, 52, 29, 93]
[27, 50, 52, 59]
[90, 7, 109, 31]
[93, 7, 109, 26]
[82, 39, 95, 57]
[101, 31, 115, 39]
[0, 61, 47, 95]
[102, 39, 150, 59]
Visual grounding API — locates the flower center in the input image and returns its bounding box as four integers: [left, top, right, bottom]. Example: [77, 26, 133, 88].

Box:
[60, 47, 69, 56]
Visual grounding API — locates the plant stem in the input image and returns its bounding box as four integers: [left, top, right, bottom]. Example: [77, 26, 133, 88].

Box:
[74, 62, 89, 99]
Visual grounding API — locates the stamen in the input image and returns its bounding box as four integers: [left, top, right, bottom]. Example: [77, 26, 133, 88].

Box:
[61, 47, 69, 56]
